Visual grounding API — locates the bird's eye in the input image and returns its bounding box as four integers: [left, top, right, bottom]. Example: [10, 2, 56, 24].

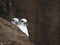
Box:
[12, 20, 15, 21]
[21, 21, 23, 22]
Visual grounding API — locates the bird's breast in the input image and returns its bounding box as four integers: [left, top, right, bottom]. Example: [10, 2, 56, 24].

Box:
[17, 25, 29, 37]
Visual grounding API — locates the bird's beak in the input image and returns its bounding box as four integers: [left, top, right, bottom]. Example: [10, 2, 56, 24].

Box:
[15, 22, 18, 25]
[25, 22, 28, 26]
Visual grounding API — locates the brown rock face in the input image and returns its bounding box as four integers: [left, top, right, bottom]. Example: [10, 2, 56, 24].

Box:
[0, 17, 32, 45]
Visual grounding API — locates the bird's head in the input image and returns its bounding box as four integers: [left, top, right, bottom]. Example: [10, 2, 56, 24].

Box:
[20, 18, 28, 26]
[11, 18, 19, 25]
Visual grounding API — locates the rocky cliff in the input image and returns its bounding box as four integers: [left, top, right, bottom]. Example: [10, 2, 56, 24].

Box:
[0, 17, 32, 45]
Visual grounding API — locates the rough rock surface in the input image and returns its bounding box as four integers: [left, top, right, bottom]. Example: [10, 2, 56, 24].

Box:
[0, 17, 32, 45]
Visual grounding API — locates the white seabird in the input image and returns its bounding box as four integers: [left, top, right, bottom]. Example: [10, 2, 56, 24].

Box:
[17, 18, 29, 37]
[11, 18, 19, 26]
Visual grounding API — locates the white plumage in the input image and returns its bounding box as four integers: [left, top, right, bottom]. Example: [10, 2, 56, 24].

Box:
[17, 18, 29, 37]
[11, 18, 29, 37]
[11, 18, 19, 26]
